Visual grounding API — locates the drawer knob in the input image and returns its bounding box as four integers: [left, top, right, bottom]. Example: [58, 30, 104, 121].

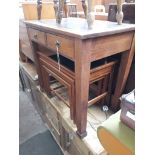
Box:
[34, 34, 38, 39]
[26, 88, 31, 93]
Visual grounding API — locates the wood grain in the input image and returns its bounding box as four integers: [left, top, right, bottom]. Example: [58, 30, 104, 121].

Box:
[91, 32, 134, 61]
[28, 28, 46, 45]
[46, 33, 75, 60]
[75, 39, 92, 138]
[111, 35, 135, 111]
[22, 3, 55, 20]
[19, 20, 34, 61]
[26, 18, 135, 138]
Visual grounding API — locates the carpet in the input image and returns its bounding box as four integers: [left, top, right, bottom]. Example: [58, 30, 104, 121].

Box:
[20, 130, 63, 155]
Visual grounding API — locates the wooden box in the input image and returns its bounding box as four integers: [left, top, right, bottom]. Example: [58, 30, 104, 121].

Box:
[22, 2, 55, 20]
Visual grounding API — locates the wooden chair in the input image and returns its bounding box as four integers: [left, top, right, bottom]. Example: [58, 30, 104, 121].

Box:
[108, 3, 135, 24]
[37, 51, 117, 122]
[67, 3, 77, 17]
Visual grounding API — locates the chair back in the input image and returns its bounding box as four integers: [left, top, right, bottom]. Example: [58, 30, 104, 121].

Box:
[108, 3, 135, 24]
[94, 5, 105, 15]
[67, 3, 77, 17]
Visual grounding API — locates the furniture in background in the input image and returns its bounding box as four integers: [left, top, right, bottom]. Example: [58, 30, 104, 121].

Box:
[95, 13, 108, 20]
[19, 1, 56, 62]
[94, 4, 108, 20]
[94, 5, 105, 14]
[22, 1, 55, 20]
[19, 62, 39, 111]
[108, 3, 135, 93]
[54, 0, 125, 28]
[19, 19, 34, 62]
[97, 111, 135, 155]
[102, 0, 118, 13]
[25, 18, 135, 138]
[77, 11, 108, 20]
[20, 61, 108, 155]
[37, 51, 117, 122]
[108, 3, 135, 24]
[67, 3, 77, 17]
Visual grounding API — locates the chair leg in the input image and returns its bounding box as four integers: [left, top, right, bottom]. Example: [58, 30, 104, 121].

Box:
[68, 87, 74, 121]
[42, 67, 52, 98]
[100, 75, 109, 106]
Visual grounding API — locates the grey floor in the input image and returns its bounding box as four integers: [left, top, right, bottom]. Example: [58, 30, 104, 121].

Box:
[19, 88, 63, 155]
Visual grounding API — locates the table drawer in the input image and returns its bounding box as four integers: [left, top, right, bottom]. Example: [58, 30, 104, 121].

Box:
[19, 20, 30, 44]
[21, 41, 34, 61]
[28, 28, 46, 45]
[50, 122, 61, 145]
[45, 100, 58, 118]
[46, 115, 61, 144]
[46, 103, 60, 132]
[46, 33, 74, 60]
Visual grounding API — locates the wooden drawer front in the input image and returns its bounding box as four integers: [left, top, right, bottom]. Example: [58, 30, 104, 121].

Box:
[19, 21, 30, 44]
[28, 28, 46, 45]
[21, 42, 34, 61]
[46, 103, 60, 132]
[47, 33, 74, 60]
[45, 100, 58, 119]
[46, 116, 61, 144]
[51, 123, 60, 144]
[33, 88, 46, 115]
[51, 122, 61, 144]
[91, 32, 134, 61]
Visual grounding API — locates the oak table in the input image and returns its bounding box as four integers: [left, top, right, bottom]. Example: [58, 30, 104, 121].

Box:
[25, 18, 135, 138]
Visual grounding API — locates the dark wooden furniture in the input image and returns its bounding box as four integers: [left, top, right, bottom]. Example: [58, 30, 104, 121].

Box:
[37, 51, 117, 122]
[19, 19, 34, 62]
[108, 3, 135, 24]
[108, 3, 135, 93]
[25, 18, 135, 138]
[37, 0, 42, 20]
[20, 61, 108, 155]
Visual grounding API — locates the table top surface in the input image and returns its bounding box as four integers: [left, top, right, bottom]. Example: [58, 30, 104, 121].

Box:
[25, 17, 135, 39]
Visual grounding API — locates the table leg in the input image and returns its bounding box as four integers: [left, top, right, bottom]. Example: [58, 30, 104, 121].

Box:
[75, 39, 91, 138]
[30, 41, 44, 91]
[81, 0, 88, 18]
[111, 36, 135, 111]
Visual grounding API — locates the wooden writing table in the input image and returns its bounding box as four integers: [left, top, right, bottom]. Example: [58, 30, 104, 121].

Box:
[25, 18, 135, 138]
